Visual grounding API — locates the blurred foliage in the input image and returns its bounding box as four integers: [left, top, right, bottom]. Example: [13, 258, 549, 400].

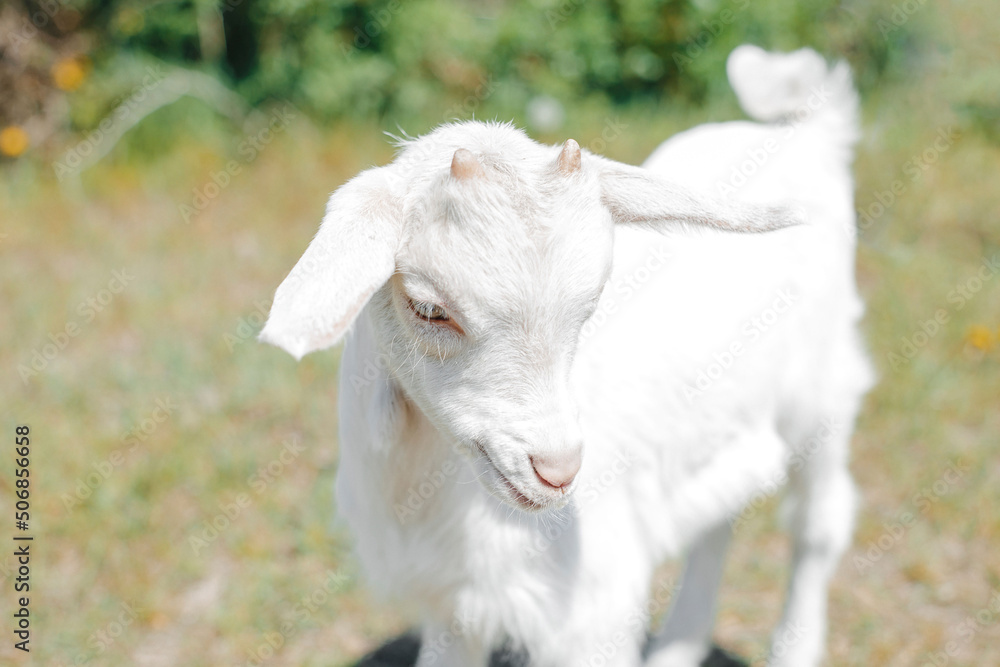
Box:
[0, 0, 931, 155]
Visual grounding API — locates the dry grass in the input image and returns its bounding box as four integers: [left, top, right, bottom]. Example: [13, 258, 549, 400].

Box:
[2, 5, 999, 664]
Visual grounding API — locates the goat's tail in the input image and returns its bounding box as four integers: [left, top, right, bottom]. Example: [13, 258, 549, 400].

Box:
[727, 45, 858, 141]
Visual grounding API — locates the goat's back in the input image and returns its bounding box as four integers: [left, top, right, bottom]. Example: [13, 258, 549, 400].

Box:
[572, 48, 872, 556]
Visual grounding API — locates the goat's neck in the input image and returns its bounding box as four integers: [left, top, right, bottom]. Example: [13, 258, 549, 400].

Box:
[339, 310, 479, 525]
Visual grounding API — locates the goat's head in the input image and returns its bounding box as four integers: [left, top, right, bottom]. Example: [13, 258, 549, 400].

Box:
[260, 121, 799, 513]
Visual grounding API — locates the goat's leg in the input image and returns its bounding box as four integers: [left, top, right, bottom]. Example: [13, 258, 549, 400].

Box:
[540, 594, 648, 667]
[645, 521, 732, 667]
[767, 430, 857, 667]
[525, 514, 652, 667]
[415, 620, 490, 667]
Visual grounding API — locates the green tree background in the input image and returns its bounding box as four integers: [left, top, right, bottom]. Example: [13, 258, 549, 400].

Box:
[1, 0, 927, 156]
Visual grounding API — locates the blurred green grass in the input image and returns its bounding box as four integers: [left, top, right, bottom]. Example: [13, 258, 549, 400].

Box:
[3, 2, 1000, 666]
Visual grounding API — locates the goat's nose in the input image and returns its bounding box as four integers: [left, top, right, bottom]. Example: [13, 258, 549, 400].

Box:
[531, 447, 582, 489]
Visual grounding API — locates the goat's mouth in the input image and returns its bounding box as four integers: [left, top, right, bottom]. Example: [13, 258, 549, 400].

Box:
[473, 441, 549, 512]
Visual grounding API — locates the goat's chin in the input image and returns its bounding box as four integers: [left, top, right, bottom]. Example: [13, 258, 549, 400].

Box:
[478, 462, 570, 514]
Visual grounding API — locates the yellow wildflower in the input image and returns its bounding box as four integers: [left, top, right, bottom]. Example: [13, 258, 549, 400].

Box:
[0, 126, 29, 157]
[966, 325, 993, 351]
[52, 57, 88, 91]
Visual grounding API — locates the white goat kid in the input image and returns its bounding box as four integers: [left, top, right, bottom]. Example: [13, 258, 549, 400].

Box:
[261, 45, 872, 667]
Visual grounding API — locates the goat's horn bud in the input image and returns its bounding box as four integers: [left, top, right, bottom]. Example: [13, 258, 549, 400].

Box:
[450, 148, 482, 180]
[556, 139, 581, 175]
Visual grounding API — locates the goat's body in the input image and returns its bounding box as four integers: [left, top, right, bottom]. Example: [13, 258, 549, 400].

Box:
[330, 47, 872, 667]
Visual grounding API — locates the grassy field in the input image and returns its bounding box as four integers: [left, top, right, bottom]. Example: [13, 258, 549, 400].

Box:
[2, 4, 999, 666]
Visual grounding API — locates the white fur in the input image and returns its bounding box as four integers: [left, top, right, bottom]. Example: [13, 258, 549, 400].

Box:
[261, 45, 873, 667]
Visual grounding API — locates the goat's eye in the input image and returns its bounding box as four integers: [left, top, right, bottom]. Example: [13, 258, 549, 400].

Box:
[408, 299, 450, 322]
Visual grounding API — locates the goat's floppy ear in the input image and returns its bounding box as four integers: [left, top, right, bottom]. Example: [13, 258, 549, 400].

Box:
[596, 157, 803, 232]
[260, 166, 402, 359]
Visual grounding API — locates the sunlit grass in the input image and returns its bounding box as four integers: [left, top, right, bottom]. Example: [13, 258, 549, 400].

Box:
[2, 13, 999, 666]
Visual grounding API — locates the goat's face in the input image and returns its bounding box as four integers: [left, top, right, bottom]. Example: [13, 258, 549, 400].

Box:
[260, 121, 800, 514]
[367, 143, 612, 511]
